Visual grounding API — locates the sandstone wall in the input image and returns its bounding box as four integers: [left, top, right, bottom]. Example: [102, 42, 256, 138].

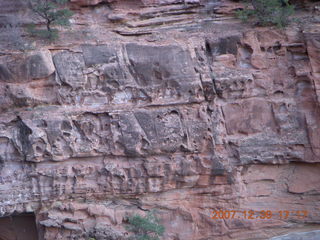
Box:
[0, 0, 320, 239]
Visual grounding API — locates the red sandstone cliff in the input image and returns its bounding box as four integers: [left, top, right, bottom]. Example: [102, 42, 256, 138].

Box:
[0, 0, 320, 239]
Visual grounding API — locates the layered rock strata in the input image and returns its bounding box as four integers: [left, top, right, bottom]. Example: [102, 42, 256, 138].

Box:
[0, 0, 320, 239]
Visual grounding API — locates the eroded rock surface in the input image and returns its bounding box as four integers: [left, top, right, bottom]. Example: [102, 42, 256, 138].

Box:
[0, 0, 320, 240]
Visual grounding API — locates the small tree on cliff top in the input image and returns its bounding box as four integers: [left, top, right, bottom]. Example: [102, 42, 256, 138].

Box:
[28, 0, 73, 40]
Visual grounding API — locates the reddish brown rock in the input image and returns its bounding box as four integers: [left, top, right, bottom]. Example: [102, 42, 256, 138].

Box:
[223, 99, 276, 135]
[0, 1, 320, 240]
[70, 0, 112, 6]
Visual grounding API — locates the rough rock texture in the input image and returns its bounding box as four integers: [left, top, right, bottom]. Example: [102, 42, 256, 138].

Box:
[0, 0, 320, 240]
[270, 230, 320, 240]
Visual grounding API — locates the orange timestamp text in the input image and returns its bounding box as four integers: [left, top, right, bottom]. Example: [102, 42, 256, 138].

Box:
[211, 210, 308, 220]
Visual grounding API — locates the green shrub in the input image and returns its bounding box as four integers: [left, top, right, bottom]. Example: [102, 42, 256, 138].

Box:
[27, 0, 73, 41]
[236, 0, 294, 28]
[125, 210, 165, 240]
[27, 24, 59, 41]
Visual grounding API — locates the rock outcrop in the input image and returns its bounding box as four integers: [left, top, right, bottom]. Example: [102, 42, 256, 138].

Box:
[0, 0, 320, 240]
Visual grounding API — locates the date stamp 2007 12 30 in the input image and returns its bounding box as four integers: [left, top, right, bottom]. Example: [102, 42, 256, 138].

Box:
[211, 210, 309, 220]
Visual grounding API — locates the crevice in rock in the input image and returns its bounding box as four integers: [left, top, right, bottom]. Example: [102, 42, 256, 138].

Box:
[14, 116, 32, 161]
[0, 213, 38, 240]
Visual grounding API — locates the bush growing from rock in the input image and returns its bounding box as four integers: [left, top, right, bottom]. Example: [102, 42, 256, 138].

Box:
[236, 0, 295, 27]
[27, 0, 73, 41]
[125, 210, 165, 240]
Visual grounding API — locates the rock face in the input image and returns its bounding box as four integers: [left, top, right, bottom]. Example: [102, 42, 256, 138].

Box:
[270, 230, 320, 240]
[0, 0, 320, 240]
